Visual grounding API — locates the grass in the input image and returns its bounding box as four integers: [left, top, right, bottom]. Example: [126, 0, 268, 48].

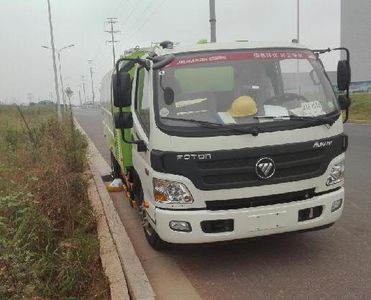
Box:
[0, 105, 110, 299]
[349, 93, 371, 122]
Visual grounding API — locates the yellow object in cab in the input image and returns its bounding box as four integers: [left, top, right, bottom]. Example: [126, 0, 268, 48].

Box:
[228, 96, 258, 117]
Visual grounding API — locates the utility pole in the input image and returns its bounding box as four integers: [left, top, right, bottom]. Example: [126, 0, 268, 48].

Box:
[105, 17, 120, 68]
[209, 0, 217, 43]
[46, 0, 61, 121]
[81, 76, 87, 104]
[88, 60, 95, 104]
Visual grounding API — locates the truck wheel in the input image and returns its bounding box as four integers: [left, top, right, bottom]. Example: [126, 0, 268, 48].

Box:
[142, 211, 165, 251]
[110, 151, 122, 178]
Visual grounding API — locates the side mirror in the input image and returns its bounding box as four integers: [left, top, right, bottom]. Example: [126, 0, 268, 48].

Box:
[337, 60, 351, 91]
[338, 95, 351, 111]
[112, 71, 132, 107]
[114, 112, 133, 129]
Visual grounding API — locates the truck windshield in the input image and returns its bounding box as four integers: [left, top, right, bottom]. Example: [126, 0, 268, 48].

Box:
[154, 49, 339, 134]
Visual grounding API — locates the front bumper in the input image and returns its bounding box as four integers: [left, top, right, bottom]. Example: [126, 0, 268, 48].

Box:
[154, 188, 344, 244]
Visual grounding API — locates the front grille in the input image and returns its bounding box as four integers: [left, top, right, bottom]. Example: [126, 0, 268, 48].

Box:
[151, 134, 346, 190]
[200, 149, 323, 187]
[206, 189, 315, 211]
[198, 158, 253, 169]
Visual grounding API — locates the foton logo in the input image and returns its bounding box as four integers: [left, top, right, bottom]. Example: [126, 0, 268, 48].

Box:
[313, 140, 333, 149]
[177, 154, 212, 161]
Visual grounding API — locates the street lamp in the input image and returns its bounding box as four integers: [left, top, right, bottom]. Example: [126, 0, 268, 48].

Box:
[41, 44, 75, 110]
[88, 60, 95, 105]
[297, 0, 300, 43]
[46, 0, 61, 120]
[209, 0, 216, 43]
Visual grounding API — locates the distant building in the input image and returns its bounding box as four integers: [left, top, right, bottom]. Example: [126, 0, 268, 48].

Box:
[341, 0, 371, 82]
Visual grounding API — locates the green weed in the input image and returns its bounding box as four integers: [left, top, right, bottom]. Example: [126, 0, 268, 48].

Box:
[0, 106, 109, 299]
[349, 93, 371, 122]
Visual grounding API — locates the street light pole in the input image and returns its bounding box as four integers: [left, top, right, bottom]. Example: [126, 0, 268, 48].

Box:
[88, 60, 95, 105]
[79, 89, 82, 106]
[209, 0, 217, 43]
[297, 0, 300, 43]
[57, 52, 66, 109]
[81, 76, 87, 104]
[41, 44, 75, 111]
[296, 0, 301, 92]
[46, 0, 61, 121]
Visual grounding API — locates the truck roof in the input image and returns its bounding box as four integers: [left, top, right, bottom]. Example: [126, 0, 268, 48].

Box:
[154, 41, 309, 56]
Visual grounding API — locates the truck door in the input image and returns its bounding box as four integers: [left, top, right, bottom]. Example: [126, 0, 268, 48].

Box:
[132, 66, 152, 206]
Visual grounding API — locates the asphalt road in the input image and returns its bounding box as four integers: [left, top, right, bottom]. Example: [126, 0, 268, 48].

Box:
[75, 108, 371, 300]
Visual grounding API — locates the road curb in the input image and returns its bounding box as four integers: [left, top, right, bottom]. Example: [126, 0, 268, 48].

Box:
[75, 119, 156, 300]
[87, 178, 130, 300]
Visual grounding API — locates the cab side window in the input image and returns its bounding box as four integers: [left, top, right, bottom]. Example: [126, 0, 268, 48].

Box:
[135, 68, 150, 135]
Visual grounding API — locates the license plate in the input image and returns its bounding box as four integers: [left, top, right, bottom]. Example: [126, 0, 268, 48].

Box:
[247, 210, 288, 231]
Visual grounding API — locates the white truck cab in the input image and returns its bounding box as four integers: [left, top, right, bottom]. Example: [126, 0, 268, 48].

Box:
[101, 41, 351, 249]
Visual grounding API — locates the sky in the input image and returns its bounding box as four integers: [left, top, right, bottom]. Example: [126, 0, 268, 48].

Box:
[0, 0, 341, 104]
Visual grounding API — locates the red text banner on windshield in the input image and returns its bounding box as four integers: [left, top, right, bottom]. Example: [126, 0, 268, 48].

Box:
[165, 51, 316, 68]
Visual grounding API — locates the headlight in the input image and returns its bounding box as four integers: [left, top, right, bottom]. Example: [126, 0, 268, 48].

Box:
[153, 179, 194, 204]
[326, 159, 345, 186]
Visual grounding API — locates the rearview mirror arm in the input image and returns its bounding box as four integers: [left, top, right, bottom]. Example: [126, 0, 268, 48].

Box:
[116, 108, 147, 152]
[313, 47, 351, 123]
[115, 57, 150, 78]
[113, 57, 148, 151]
[120, 131, 147, 152]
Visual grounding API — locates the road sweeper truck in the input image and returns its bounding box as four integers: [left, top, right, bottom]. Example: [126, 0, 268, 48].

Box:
[100, 41, 351, 249]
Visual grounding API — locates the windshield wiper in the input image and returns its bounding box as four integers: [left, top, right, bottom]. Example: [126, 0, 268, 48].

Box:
[254, 114, 337, 126]
[161, 117, 262, 136]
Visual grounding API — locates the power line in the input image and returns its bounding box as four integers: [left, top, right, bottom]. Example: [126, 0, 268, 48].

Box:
[119, 2, 143, 31]
[91, 1, 164, 86]
[91, 0, 129, 64]
[105, 17, 120, 68]
[125, 0, 168, 47]
[91, 1, 146, 75]
[114, 0, 155, 49]
[123, 1, 157, 34]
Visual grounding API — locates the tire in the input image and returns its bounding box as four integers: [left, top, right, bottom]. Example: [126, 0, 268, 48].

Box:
[143, 212, 165, 251]
[139, 189, 165, 251]
[110, 151, 122, 179]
